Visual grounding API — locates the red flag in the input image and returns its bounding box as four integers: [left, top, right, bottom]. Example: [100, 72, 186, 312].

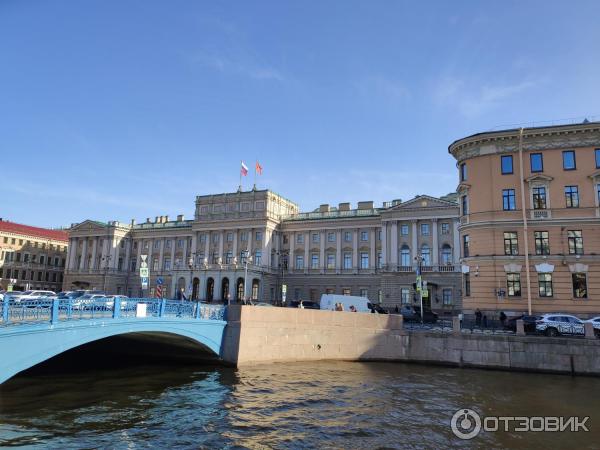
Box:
[256, 161, 263, 175]
[241, 161, 248, 176]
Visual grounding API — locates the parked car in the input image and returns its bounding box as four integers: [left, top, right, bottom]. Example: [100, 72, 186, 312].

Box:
[535, 314, 585, 337]
[400, 305, 438, 323]
[6, 290, 56, 303]
[71, 294, 108, 310]
[584, 317, 600, 337]
[320, 294, 370, 312]
[504, 315, 541, 332]
[291, 300, 320, 309]
[368, 303, 389, 314]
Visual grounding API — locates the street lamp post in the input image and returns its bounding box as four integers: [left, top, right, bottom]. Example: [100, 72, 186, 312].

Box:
[242, 250, 253, 304]
[102, 254, 112, 293]
[414, 254, 424, 324]
[187, 254, 195, 301]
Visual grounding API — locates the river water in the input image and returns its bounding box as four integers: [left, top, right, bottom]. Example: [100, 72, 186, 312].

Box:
[1, 360, 599, 449]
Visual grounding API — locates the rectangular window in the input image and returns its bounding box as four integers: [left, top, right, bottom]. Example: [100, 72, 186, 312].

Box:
[255, 231, 262, 242]
[572, 273, 588, 299]
[442, 288, 452, 305]
[461, 195, 468, 215]
[502, 189, 516, 211]
[463, 235, 470, 258]
[401, 288, 411, 304]
[178, 239, 184, 248]
[154, 240, 160, 249]
[534, 231, 550, 255]
[420, 223, 430, 236]
[164, 259, 171, 271]
[327, 254, 335, 269]
[311, 254, 319, 269]
[503, 232, 519, 255]
[240, 232, 248, 242]
[327, 232, 335, 242]
[344, 231, 352, 242]
[227, 232, 233, 242]
[360, 231, 368, 241]
[464, 273, 471, 297]
[564, 186, 579, 208]
[460, 163, 467, 181]
[532, 186, 547, 209]
[562, 150, 576, 170]
[596, 149, 600, 169]
[441, 223, 450, 234]
[254, 251, 262, 265]
[225, 251, 233, 264]
[530, 153, 543, 172]
[360, 252, 369, 269]
[538, 273, 553, 297]
[400, 224, 409, 236]
[295, 255, 304, 269]
[312, 233, 320, 243]
[297, 234, 304, 244]
[342, 288, 351, 296]
[507, 273, 521, 296]
[501, 155, 513, 174]
[343, 252, 352, 269]
[568, 230, 583, 255]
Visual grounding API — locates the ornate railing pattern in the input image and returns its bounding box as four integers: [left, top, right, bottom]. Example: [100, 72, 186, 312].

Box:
[0, 298, 226, 327]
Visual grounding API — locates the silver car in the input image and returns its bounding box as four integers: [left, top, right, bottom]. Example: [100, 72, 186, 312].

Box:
[535, 314, 585, 337]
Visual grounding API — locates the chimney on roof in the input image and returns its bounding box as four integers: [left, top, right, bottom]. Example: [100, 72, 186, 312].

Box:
[358, 201, 374, 210]
[146, 218, 151, 223]
[338, 202, 350, 211]
[165, 215, 169, 222]
[319, 204, 330, 213]
[130, 219, 136, 226]
[177, 214, 184, 221]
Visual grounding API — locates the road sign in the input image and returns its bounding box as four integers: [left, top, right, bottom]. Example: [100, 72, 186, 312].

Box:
[416, 275, 422, 291]
[422, 289, 429, 298]
[140, 254, 148, 269]
[156, 277, 163, 286]
[141, 276, 149, 289]
[282, 284, 287, 294]
[140, 267, 149, 278]
[7, 285, 13, 292]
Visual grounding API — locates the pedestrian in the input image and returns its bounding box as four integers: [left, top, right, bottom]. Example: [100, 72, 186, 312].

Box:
[475, 308, 482, 327]
[483, 314, 488, 328]
[499, 311, 507, 326]
[349, 305, 357, 312]
[395, 305, 399, 314]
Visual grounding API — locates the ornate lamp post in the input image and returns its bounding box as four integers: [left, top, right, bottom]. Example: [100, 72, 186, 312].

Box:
[414, 254, 424, 324]
[187, 255, 195, 300]
[242, 250, 253, 304]
[102, 254, 112, 294]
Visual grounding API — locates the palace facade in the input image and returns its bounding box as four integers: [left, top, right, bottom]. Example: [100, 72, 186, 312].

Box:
[0, 219, 68, 292]
[64, 190, 462, 313]
[449, 120, 600, 317]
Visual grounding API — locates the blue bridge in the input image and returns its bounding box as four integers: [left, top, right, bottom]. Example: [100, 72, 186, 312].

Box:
[0, 297, 227, 384]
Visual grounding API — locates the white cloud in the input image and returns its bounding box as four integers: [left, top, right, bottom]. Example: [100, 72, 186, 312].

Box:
[432, 77, 539, 118]
[183, 51, 284, 82]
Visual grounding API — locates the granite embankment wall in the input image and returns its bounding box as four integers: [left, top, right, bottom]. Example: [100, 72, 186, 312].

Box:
[221, 306, 600, 376]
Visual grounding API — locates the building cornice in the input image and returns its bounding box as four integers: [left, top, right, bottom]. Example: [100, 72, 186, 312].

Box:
[448, 121, 600, 163]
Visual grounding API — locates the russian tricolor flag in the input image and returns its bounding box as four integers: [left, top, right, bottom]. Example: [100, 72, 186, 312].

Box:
[241, 161, 249, 176]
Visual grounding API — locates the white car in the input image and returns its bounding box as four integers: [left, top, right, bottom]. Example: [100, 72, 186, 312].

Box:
[71, 294, 108, 310]
[535, 314, 586, 337]
[7, 290, 56, 303]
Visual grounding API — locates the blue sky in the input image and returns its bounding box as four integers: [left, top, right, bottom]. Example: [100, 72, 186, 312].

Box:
[2, 0, 600, 227]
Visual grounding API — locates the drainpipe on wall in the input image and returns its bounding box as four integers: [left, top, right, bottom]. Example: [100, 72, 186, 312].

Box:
[518, 128, 533, 315]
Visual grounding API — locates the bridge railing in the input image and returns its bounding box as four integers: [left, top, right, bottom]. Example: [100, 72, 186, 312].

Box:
[1, 297, 226, 327]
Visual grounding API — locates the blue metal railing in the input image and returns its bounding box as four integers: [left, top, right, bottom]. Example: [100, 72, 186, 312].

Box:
[0, 297, 226, 327]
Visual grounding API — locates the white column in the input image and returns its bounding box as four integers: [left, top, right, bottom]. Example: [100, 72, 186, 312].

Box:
[289, 232, 295, 271]
[124, 238, 132, 272]
[304, 231, 309, 273]
[111, 238, 120, 269]
[336, 229, 342, 272]
[432, 219, 439, 266]
[204, 233, 209, 262]
[232, 230, 238, 262]
[247, 228, 253, 254]
[158, 238, 165, 272]
[265, 229, 272, 268]
[191, 232, 198, 257]
[411, 220, 418, 263]
[381, 223, 387, 269]
[90, 237, 98, 270]
[218, 231, 224, 262]
[67, 238, 76, 270]
[352, 229, 358, 270]
[453, 220, 461, 263]
[370, 228, 376, 269]
[390, 221, 398, 267]
[319, 231, 325, 272]
[79, 238, 88, 270]
[101, 238, 109, 268]
[182, 238, 188, 264]
[170, 238, 176, 269]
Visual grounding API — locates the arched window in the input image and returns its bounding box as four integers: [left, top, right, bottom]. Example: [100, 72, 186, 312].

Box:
[400, 245, 411, 267]
[420, 245, 431, 266]
[441, 244, 452, 264]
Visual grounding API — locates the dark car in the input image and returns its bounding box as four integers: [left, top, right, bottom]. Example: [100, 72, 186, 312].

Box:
[368, 303, 389, 314]
[400, 305, 438, 323]
[504, 315, 540, 333]
[290, 301, 320, 310]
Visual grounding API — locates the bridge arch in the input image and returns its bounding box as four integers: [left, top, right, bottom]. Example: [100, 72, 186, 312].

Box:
[0, 318, 226, 385]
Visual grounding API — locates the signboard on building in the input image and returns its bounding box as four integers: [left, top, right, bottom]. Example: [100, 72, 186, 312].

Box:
[139, 267, 149, 278]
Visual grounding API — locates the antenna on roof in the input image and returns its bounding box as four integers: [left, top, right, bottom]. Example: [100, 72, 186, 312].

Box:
[583, 118, 590, 123]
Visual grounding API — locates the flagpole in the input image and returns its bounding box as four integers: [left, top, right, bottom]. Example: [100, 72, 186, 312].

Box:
[253, 160, 257, 190]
